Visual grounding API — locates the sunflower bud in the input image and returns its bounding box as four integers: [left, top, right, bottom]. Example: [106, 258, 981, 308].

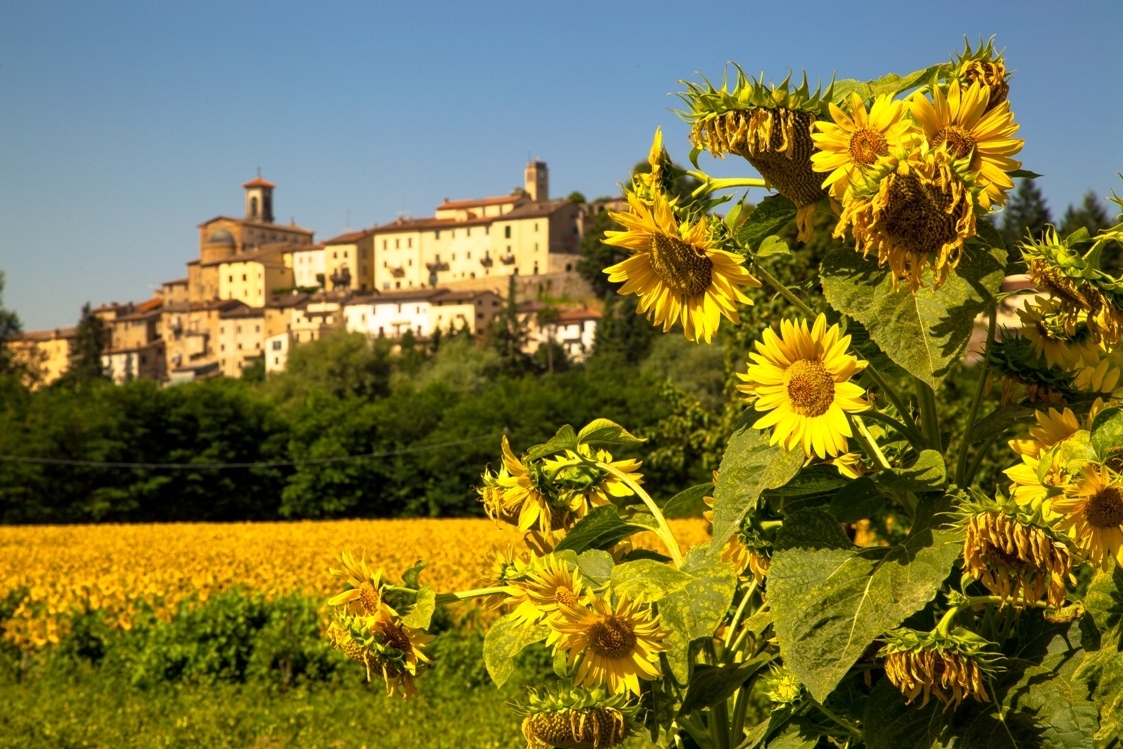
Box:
[762, 666, 803, 705]
[883, 628, 1000, 710]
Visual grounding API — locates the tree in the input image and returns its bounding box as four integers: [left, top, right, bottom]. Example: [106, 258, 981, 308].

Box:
[0, 271, 22, 374]
[999, 179, 1052, 252]
[487, 274, 532, 375]
[1061, 190, 1112, 237]
[58, 303, 107, 386]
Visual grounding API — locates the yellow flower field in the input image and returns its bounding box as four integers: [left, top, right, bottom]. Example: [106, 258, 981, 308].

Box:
[0, 518, 708, 650]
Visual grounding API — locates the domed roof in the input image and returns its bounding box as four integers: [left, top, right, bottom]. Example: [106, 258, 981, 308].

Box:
[207, 229, 235, 246]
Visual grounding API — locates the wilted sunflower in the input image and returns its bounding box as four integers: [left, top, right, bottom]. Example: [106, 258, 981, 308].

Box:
[986, 335, 1078, 405]
[515, 687, 636, 749]
[811, 93, 915, 200]
[962, 508, 1073, 608]
[541, 444, 642, 512]
[479, 436, 577, 534]
[883, 627, 999, 710]
[550, 595, 669, 697]
[509, 555, 592, 627]
[1017, 296, 1099, 370]
[329, 610, 435, 698]
[737, 314, 869, 459]
[1052, 464, 1123, 569]
[909, 80, 1022, 209]
[836, 143, 976, 291]
[603, 192, 760, 343]
[1075, 356, 1123, 400]
[327, 552, 395, 617]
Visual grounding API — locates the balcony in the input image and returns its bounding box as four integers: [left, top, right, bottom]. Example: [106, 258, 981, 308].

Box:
[389, 265, 406, 278]
[479, 253, 494, 268]
[499, 253, 516, 265]
[425, 257, 450, 273]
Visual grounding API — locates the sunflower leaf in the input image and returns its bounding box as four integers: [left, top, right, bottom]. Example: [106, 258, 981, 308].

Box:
[577, 418, 646, 448]
[678, 656, 773, 717]
[967, 405, 1037, 445]
[400, 584, 435, 630]
[710, 413, 805, 553]
[1090, 405, 1123, 462]
[737, 195, 798, 252]
[820, 244, 1007, 389]
[525, 424, 578, 460]
[483, 613, 549, 687]
[658, 557, 738, 684]
[877, 450, 946, 493]
[756, 235, 791, 257]
[768, 495, 963, 701]
[660, 482, 712, 517]
[829, 477, 886, 523]
[554, 504, 649, 554]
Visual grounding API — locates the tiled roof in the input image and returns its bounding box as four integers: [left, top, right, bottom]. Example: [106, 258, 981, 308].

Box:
[243, 176, 276, 188]
[437, 195, 525, 210]
[11, 327, 78, 342]
[323, 228, 377, 245]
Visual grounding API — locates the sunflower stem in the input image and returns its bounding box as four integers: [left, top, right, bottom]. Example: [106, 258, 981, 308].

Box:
[753, 264, 817, 319]
[730, 685, 751, 745]
[964, 433, 999, 488]
[709, 693, 732, 749]
[914, 378, 943, 452]
[863, 363, 919, 435]
[690, 175, 768, 198]
[811, 699, 862, 741]
[851, 415, 891, 471]
[434, 586, 509, 605]
[722, 580, 758, 655]
[595, 462, 683, 567]
[859, 410, 926, 451]
[955, 305, 997, 487]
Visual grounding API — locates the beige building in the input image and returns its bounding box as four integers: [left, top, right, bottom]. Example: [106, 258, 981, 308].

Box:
[217, 306, 266, 377]
[8, 327, 78, 387]
[290, 245, 326, 289]
[342, 288, 503, 340]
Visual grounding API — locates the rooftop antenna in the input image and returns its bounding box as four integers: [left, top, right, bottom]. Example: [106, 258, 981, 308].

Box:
[256, 166, 261, 178]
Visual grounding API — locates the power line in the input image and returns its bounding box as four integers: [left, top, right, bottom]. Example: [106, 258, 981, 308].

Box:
[0, 431, 506, 470]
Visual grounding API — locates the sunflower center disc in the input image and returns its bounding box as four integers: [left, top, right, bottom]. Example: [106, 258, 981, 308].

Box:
[848, 128, 889, 165]
[931, 125, 976, 160]
[1086, 486, 1123, 528]
[881, 172, 961, 256]
[589, 616, 638, 658]
[554, 586, 579, 607]
[378, 620, 412, 652]
[785, 359, 836, 417]
[358, 583, 382, 614]
[649, 233, 713, 297]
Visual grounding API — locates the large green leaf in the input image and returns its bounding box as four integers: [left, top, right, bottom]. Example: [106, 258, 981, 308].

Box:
[554, 505, 649, 554]
[576, 418, 646, 449]
[611, 560, 692, 602]
[820, 245, 1006, 389]
[761, 465, 850, 516]
[967, 405, 1037, 445]
[525, 424, 578, 460]
[1091, 405, 1123, 463]
[831, 64, 950, 104]
[736, 195, 797, 252]
[483, 613, 548, 687]
[768, 497, 963, 701]
[657, 551, 738, 683]
[660, 482, 713, 517]
[710, 414, 804, 552]
[829, 477, 886, 523]
[400, 585, 435, 629]
[678, 656, 771, 717]
[877, 450, 946, 494]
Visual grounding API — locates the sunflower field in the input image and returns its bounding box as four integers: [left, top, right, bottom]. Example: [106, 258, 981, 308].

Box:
[318, 40, 1123, 749]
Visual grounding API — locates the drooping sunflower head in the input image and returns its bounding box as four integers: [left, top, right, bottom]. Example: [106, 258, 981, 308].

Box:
[959, 501, 1074, 609]
[509, 554, 592, 627]
[327, 553, 396, 617]
[952, 37, 1010, 111]
[882, 627, 1001, 710]
[811, 92, 918, 200]
[328, 610, 435, 699]
[604, 191, 761, 343]
[549, 595, 669, 697]
[835, 143, 977, 291]
[1051, 463, 1123, 570]
[1017, 296, 1100, 371]
[985, 335, 1079, 406]
[541, 444, 642, 514]
[736, 314, 869, 459]
[704, 495, 774, 584]
[680, 68, 832, 241]
[481, 544, 530, 610]
[480, 436, 577, 534]
[908, 78, 1022, 209]
[514, 687, 637, 749]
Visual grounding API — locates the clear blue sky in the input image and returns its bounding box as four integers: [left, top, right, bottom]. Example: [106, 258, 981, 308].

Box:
[2, 0, 1120, 329]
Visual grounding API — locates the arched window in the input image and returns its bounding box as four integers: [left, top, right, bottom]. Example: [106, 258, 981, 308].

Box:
[250, 197, 259, 217]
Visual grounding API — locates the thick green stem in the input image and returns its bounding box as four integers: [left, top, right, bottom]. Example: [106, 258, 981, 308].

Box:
[434, 586, 509, 606]
[914, 378, 943, 452]
[859, 410, 926, 450]
[811, 700, 862, 740]
[730, 686, 751, 746]
[753, 264, 818, 319]
[710, 695, 732, 749]
[597, 462, 683, 566]
[722, 581, 758, 656]
[864, 363, 918, 434]
[964, 433, 999, 488]
[955, 306, 997, 487]
[851, 415, 891, 470]
[691, 176, 768, 198]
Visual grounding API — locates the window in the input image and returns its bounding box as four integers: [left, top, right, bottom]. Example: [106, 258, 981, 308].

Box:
[274, 357, 280, 365]
[485, 225, 490, 235]
[343, 251, 348, 258]
[434, 230, 440, 239]
[534, 223, 539, 232]
[504, 226, 511, 239]
[397, 304, 402, 313]
[255, 342, 260, 349]
[395, 239, 400, 249]
[467, 228, 471, 237]
[220, 326, 225, 334]
[228, 275, 233, 283]
[272, 340, 282, 351]
[379, 326, 385, 334]
[467, 251, 471, 259]
[507, 245, 511, 252]
[236, 325, 242, 334]
[451, 230, 455, 238]
[408, 238, 412, 248]
[535, 243, 539, 251]
[255, 325, 260, 333]
[395, 281, 401, 289]
[408, 259, 413, 266]
[383, 240, 387, 249]
[452, 253, 456, 261]
[237, 343, 242, 350]
[470, 272, 475, 279]
[221, 344, 226, 352]
[383, 282, 390, 290]
[140, 355, 147, 364]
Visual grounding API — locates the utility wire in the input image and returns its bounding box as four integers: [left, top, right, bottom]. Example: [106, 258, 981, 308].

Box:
[0, 431, 506, 470]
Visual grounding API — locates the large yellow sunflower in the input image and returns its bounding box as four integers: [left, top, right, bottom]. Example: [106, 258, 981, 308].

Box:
[550, 596, 668, 697]
[604, 192, 760, 343]
[811, 93, 916, 199]
[509, 555, 591, 627]
[1052, 464, 1123, 569]
[1008, 405, 1083, 458]
[327, 552, 395, 617]
[1018, 296, 1099, 370]
[909, 80, 1023, 209]
[736, 314, 869, 459]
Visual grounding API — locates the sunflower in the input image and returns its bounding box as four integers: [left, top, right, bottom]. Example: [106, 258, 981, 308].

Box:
[703, 494, 771, 583]
[327, 552, 395, 617]
[835, 144, 976, 291]
[481, 544, 529, 610]
[1018, 296, 1099, 370]
[603, 192, 760, 343]
[515, 687, 636, 749]
[509, 555, 591, 627]
[1052, 464, 1123, 569]
[328, 610, 435, 698]
[736, 314, 869, 459]
[883, 628, 996, 710]
[550, 596, 669, 697]
[909, 80, 1023, 209]
[811, 93, 916, 199]
[1008, 406, 1082, 458]
[541, 444, 642, 512]
[1075, 356, 1123, 400]
[480, 436, 578, 534]
[962, 509, 1072, 608]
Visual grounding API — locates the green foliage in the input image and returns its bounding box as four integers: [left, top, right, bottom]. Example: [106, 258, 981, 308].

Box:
[1001, 178, 1053, 254]
[0, 271, 22, 375]
[56, 302, 107, 387]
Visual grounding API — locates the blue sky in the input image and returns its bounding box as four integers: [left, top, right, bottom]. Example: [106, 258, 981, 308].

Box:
[2, 0, 1121, 329]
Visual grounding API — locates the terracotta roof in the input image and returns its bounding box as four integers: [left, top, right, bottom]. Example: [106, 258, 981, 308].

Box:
[556, 308, 602, 323]
[163, 278, 189, 286]
[243, 176, 276, 189]
[12, 327, 78, 342]
[188, 299, 248, 313]
[323, 228, 377, 245]
[136, 297, 163, 313]
[367, 215, 492, 235]
[197, 215, 314, 234]
[437, 195, 525, 210]
[346, 288, 445, 305]
[220, 305, 266, 320]
[433, 290, 499, 304]
[103, 340, 165, 355]
[501, 200, 572, 220]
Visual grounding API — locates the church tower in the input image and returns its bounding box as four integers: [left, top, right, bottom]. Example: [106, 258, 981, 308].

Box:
[524, 160, 548, 202]
[243, 175, 275, 223]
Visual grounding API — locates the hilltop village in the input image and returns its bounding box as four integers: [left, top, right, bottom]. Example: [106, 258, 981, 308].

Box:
[14, 162, 612, 384]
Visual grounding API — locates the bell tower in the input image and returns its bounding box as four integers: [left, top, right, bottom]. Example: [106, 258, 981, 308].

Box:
[524, 160, 548, 202]
[243, 174, 276, 223]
